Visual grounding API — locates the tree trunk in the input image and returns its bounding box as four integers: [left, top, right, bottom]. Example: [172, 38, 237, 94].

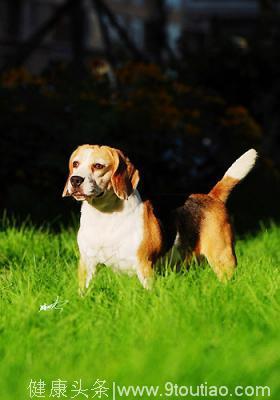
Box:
[91, 0, 146, 61]
[144, 0, 168, 63]
[70, 0, 87, 77]
[94, 0, 115, 66]
[1, 0, 79, 73]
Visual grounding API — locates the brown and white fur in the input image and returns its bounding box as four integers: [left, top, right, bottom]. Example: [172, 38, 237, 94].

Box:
[63, 145, 257, 291]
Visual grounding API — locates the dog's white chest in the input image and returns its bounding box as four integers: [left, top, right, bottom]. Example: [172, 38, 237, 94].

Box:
[77, 193, 144, 273]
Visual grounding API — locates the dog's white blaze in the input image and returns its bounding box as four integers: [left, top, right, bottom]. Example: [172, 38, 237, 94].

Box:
[224, 149, 257, 180]
[68, 150, 108, 196]
[78, 190, 144, 286]
[73, 148, 94, 176]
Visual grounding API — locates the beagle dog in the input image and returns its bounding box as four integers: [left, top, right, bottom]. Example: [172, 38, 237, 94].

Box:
[63, 145, 257, 290]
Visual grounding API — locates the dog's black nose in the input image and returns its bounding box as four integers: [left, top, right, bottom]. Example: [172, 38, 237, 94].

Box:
[70, 176, 84, 188]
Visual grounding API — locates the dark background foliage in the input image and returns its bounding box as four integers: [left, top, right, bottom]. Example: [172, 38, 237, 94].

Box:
[0, 1, 280, 232]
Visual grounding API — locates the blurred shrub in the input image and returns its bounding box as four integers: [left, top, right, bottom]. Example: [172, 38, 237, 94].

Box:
[0, 61, 275, 229]
[178, 21, 280, 170]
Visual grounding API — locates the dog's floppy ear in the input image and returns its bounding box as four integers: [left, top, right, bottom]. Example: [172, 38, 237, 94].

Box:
[62, 149, 77, 197]
[111, 149, 139, 200]
[62, 159, 72, 198]
[62, 177, 71, 197]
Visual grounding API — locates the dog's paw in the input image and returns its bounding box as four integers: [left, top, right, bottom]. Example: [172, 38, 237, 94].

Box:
[78, 287, 86, 297]
[138, 275, 154, 290]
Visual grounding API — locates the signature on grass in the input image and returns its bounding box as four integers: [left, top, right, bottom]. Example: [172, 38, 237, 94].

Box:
[39, 296, 68, 312]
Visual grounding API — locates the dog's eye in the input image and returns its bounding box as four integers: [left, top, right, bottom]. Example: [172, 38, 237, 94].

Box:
[73, 161, 79, 168]
[93, 163, 104, 170]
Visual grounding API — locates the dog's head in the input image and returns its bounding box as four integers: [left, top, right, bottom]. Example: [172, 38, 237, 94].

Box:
[62, 145, 139, 201]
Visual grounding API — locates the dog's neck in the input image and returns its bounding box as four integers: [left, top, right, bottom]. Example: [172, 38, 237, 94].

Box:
[84, 190, 142, 214]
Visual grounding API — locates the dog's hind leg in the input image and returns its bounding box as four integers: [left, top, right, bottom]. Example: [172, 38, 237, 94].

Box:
[203, 244, 236, 281]
[200, 216, 237, 282]
[137, 260, 154, 289]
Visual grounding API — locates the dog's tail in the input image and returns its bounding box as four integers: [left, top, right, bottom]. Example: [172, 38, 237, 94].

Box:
[209, 149, 257, 203]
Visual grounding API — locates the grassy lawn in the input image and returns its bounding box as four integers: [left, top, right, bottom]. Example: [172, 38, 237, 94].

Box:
[0, 219, 279, 400]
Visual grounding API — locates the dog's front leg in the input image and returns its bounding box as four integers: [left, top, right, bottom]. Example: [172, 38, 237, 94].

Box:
[78, 258, 88, 296]
[78, 258, 97, 295]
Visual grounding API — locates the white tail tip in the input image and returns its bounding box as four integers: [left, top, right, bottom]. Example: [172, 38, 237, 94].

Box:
[225, 149, 258, 180]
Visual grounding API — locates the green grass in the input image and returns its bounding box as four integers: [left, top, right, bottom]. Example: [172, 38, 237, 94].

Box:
[0, 220, 279, 400]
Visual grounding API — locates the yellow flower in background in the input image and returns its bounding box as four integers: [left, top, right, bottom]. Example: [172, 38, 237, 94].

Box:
[222, 106, 248, 126]
[173, 82, 191, 94]
[226, 106, 248, 117]
[185, 123, 201, 136]
[1, 67, 47, 88]
[117, 62, 164, 84]
[220, 106, 262, 138]
[32, 77, 46, 86]
[185, 109, 201, 119]
[79, 92, 96, 101]
[156, 104, 181, 127]
[117, 100, 133, 111]
[2, 67, 33, 88]
[98, 98, 110, 106]
[14, 104, 26, 113]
